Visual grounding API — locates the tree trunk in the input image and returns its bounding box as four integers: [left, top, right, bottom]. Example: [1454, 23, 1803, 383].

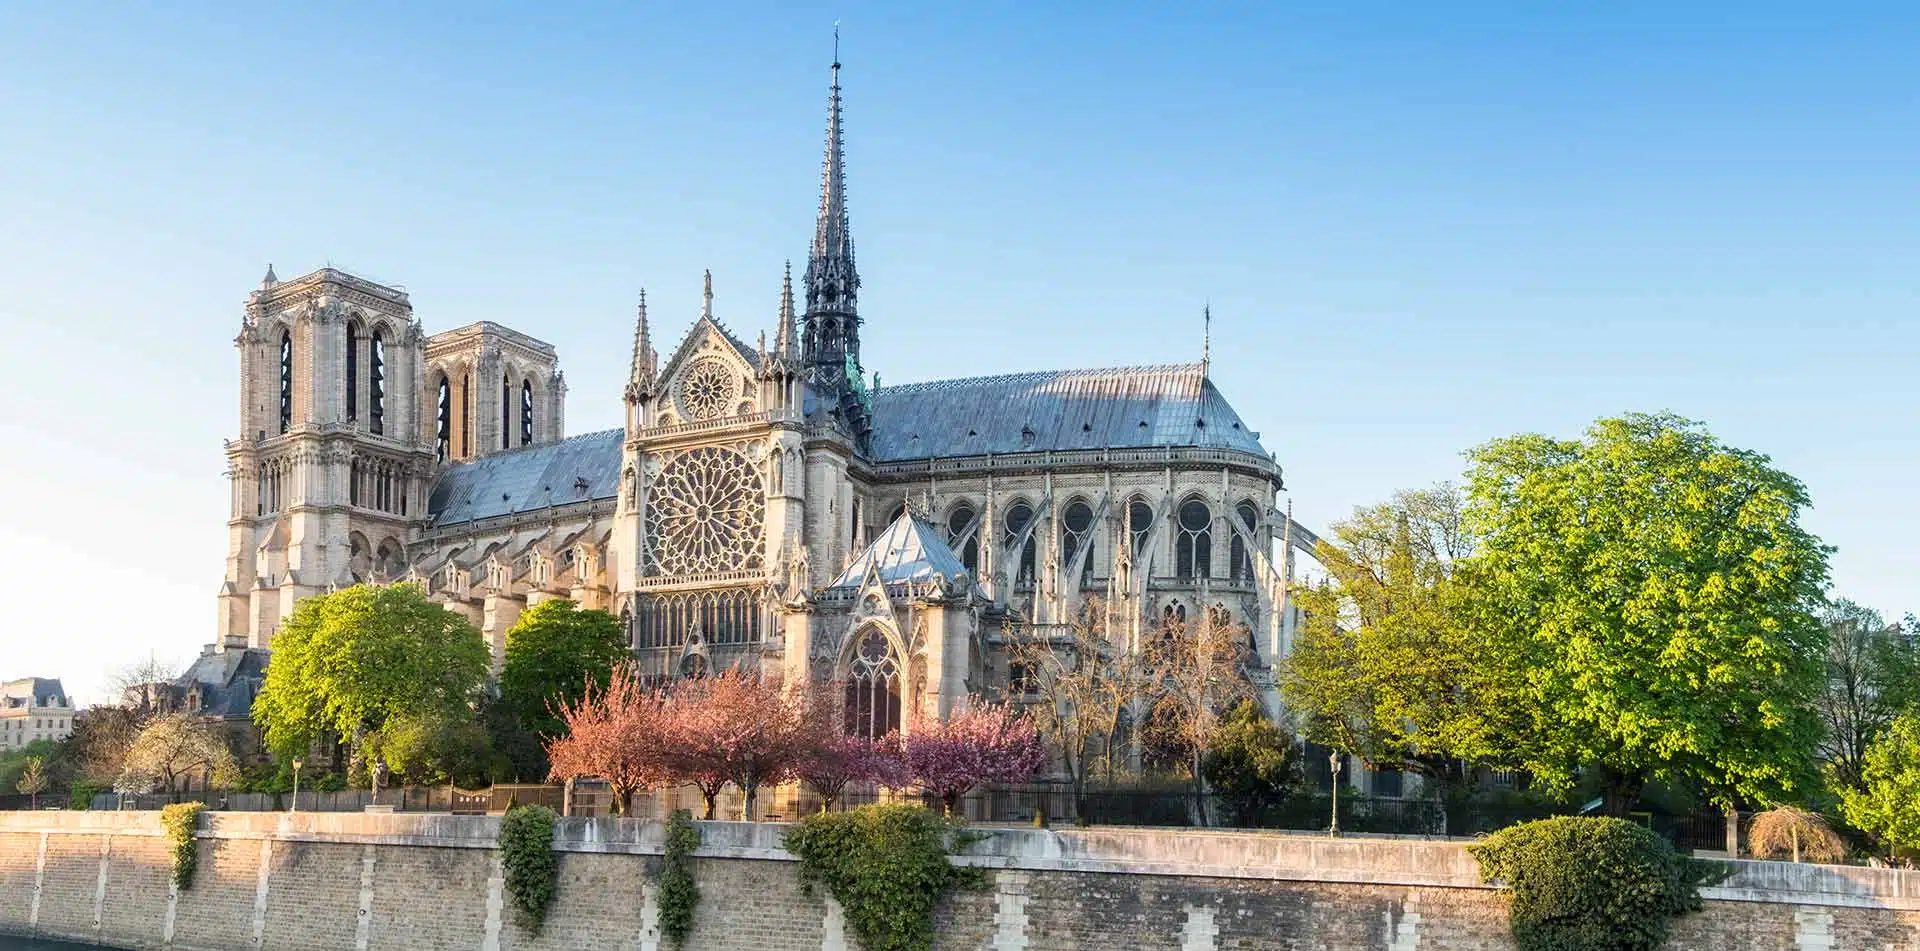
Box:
[702, 790, 718, 820]
[743, 784, 758, 822]
[1598, 765, 1646, 818]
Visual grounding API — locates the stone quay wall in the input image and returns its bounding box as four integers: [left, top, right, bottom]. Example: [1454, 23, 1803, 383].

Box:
[0, 810, 1916, 950]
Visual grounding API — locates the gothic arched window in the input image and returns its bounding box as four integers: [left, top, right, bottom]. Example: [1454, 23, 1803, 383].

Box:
[435, 377, 451, 461]
[1175, 498, 1212, 580]
[345, 323, 359, 422]
[1061, 499, 1095, 583]
[278, 329, 293, 434]
[369, 328, 386, 435]
[501, 373, 512, 450]
[1128, 497, 1154, 574]
[947, 502, 979, 575]
[1231, 501, 1260, 581]
[1003, 501, 1037, 585]
[460, 373, 471, 457]
[844, 628, 901, 740]
[521, 379, 534, 446]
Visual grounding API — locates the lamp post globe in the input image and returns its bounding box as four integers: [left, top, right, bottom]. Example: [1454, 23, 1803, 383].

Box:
[1328, 751, 1343, 836]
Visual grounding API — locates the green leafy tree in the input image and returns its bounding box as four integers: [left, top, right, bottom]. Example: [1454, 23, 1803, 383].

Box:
[253, 583, 489, 768]
[1282, 484, 1522, 784]
[368, 711, 492, 787]
[1465, 413, 1830, 814]
[1201, 699, 1301, 826]
[496, 598, 629, 779]
[1839, 713, 1920, 858]
[1816, 600, 1920, 791]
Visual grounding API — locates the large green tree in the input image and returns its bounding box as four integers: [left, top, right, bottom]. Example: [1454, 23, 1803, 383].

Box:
[1282, 484, 1523, 783]
[254, 584, 489, 767]
[1465, 412, 1830, 814]
[494, 598, 629, 780]
[1840, 712, 1920, 858]
[1816, 600, 1920, 791]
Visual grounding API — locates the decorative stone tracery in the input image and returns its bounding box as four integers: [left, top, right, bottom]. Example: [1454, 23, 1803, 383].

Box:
[644, 445, 765, 576]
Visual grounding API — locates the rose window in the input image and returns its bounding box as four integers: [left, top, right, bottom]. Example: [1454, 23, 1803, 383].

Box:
[678, 358, 735, 421]
[645, 446, 765, 576]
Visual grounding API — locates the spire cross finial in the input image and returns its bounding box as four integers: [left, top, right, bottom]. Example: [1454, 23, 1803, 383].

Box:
[702, 269, 713, 318]
[1202, 302, 1212, 376]
[833, 20, 841, 68]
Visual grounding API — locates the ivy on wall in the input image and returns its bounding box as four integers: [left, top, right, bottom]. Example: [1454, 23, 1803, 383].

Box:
[784, 804, 986, 951]
[657, 810, 701, 946]
[159, 802, 206, 891]
[499, 804, 558, 933]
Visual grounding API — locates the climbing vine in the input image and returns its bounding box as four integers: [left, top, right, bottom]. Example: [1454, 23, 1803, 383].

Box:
[783, 804, 986, 951]
[1470, 816, 1724, 951]
[657, 809, 701, 946]
[499, 804, 558, 933]
[160, 802, 206, 891]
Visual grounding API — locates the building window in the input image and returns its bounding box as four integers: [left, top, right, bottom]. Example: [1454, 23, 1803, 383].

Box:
[1176, 498, 1212, 580]
[345, 324, 358, 422]
[844, 628, 900, 740]
[1061, 499, 1095, 583]
[369, 329, 386, 435]
[435, 377, 451, 460]
[521, 380, 534, 446]
[631, 588, 764, 649]
[1003, 501, 1037, 585]
[947, 502, 979, 575]
[501, 373, 512, 450]
[278, 329, 293, 433]
[461, 373, 470, 457]
[1128, 498, 1154, 561]
[1009, 661, 1037, 698]
[1231, 501, 1260, 581]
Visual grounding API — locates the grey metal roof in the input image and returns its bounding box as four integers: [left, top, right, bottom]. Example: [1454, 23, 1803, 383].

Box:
[176, 648, 269, 719]
[868, 363, 1269, 461]
[830, 514, 972, 589]
[2, 678, 66, 707]
[427, 429, 624, 527]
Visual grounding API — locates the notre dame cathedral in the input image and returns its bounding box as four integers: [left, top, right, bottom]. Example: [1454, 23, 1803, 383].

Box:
[218, 57, 1308, 736]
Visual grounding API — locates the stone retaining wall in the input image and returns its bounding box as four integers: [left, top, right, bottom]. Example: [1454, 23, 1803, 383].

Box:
[0, 811, 1914, 950]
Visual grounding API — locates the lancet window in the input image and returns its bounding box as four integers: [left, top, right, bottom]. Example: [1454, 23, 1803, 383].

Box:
[1128, 497, 1154, 563]
[345, 324, 358, 422]
[369, 329, 385, 435]
[1061, 499, 1095, 584]
[843, 627, 901, 740]
[521, 380, 534, 446]
[501, 373, 512, 450]
[435, 377, 451, 461]
[1230, 501, 1260, 581]
[631, 588, 763, 649]
[946, 502, 979, 574]
[1175, 498, 1212, 580]
[278, 330, 293, 434]
[1004, 500, 1037, 585]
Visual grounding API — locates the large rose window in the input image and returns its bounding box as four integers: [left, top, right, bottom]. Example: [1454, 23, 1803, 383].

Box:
[645, 446, 764, 576]
[678, 358, 736, 421]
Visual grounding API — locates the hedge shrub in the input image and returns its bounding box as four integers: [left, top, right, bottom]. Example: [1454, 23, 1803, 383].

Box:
[159, 802, 206, 890]
[784, 804, 985, 951]
[1469, 816, 1722, 951]
[657, 810, 701, 946]
[499, 804, 557, 933]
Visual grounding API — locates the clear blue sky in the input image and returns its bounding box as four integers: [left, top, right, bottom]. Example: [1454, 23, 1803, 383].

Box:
[2, 3, 1915, 703]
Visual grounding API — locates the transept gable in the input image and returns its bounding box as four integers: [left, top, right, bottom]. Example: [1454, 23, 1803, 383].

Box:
[655, 316, 763, 427]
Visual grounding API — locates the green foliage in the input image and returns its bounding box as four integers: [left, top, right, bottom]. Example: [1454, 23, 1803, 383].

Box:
[1470, 816, 1720, 951]
[1840, 713, 1920, 857]
[657, 810, 701, 947]
[784, 804, 986, 951]
[69, 780, 107, 810]
[1464, 413, 1831, 812]
[1283, 484, 1519, 778]
[498, 804, 558, 933]
[160, 802, 206, 890]
[312, 772, 347, 792]
[15, 756, 48, 801]
[253, 583, 489, 764]
[1200, 700, 1302, 825]
[1816, 599, 1920, 792]
[499, 599, 629, 746]
[369, 711, 492, 787]
[0, 739, 60, 794]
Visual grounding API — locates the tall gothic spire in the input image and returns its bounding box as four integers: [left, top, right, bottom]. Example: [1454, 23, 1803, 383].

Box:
[803, 36, 861, 371]
[626, 289, 656, 402]
[776, 260, 797, 358]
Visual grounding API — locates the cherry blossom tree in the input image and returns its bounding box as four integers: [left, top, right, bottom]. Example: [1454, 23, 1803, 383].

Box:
[798, 728, 907, 811]
[546, 664, 665, 817]
[662, 669, 813, 820]
[902, 703, 1049, 815]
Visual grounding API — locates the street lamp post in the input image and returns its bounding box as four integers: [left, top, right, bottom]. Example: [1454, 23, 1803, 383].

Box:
[1328, 751, 1343, 836]
[290, 758, 303, 813]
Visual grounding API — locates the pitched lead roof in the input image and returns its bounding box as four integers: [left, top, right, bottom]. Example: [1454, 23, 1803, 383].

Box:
[867, 363, 1268, 461]
[829, 513, 972, 589]
[427, 429, 624, 527]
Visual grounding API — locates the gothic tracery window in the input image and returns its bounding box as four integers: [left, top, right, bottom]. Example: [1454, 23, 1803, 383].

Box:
[1175, 498, 1212, 580]
[1061, 499, 1095, 583]
[501, 373, 512, 450]
[1128, 497, 1154, 561]
[1231, 501, 1260, 581]
[947, 502, 979, 574]
[678, 357, 734, 421]
[844, 628, 901, 740]
[1003, 500, 1037, 585]
[345, 323, 358, 422]
[435, 377, 451, 460]
[644, 446, 766, 576]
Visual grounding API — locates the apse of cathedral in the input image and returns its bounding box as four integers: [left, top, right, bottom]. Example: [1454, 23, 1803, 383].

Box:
[218, 55, 1309, 733]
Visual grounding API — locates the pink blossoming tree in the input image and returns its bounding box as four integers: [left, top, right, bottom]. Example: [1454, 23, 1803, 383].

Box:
[902, 703, 1050, 815]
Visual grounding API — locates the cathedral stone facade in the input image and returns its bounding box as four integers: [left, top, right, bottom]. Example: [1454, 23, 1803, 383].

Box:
[219, 58, 1309, 734]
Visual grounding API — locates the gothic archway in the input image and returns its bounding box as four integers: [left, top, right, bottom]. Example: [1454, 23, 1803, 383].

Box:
[842, 625, 902, 739]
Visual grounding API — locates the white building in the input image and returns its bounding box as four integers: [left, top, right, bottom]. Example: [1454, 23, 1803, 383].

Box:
[1, 678, 73, 751]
